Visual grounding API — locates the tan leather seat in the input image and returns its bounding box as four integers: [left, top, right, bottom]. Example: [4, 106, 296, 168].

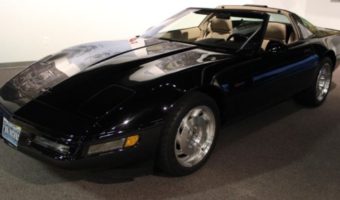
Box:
[262, 22, 287, 50]
[205, 18, 232, 39]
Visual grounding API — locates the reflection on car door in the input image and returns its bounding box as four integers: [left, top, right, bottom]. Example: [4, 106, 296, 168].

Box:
[214, 41, 318, 116]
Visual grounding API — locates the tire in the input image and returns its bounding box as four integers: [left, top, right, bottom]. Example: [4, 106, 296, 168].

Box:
[295, 57, 333, 107]
[157, 92, 220, 176]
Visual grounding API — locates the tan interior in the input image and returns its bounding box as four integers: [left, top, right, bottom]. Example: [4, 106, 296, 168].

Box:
[216, 5, 299, 50]
[261, 22, 298, 50]
[265, 23, 287, 42]
[201, 18, 298, 51]
[261, 22, 286, 50]
[183, 27, 201, 41]
[205, 17, 233, 39]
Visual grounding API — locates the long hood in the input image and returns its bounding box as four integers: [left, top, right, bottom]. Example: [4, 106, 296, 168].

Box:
[0, 38, 201, 113]
[0, 38, 230, 136]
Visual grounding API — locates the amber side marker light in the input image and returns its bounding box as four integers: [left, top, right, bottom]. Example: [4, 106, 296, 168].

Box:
[87, 135, 140, 155]
[124, 135, 139, 148]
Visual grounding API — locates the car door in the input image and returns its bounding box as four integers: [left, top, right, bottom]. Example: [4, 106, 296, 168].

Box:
[212, 16, 318, 116]
[213, 44, 317, 116]
[247, 14, 320, 106]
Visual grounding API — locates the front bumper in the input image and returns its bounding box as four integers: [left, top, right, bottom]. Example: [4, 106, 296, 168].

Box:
[17, 127, 161, 169]
[0, 105, 162, 169]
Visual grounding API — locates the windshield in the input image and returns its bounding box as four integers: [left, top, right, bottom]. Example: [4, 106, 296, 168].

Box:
[143, 8, 266, 52]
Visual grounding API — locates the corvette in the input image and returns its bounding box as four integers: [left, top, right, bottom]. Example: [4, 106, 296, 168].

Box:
[1, 5, 340, 176]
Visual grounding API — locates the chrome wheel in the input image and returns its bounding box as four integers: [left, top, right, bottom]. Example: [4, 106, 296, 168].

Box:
[175, 106, 216, 168]
[316, 63, 332, 102]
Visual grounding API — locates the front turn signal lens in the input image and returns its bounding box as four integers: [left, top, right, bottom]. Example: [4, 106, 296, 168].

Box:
[124, 135, 139, 148]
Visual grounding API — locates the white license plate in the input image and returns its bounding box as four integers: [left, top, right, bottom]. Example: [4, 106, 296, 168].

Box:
[1, 117, 21, 147]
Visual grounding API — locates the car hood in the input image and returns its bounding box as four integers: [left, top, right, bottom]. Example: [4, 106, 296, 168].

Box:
[0, 38, 197, 112]
[0, 38, 229, 136]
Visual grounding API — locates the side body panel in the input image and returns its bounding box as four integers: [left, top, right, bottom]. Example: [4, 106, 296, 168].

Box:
[203, 42, 319, 117]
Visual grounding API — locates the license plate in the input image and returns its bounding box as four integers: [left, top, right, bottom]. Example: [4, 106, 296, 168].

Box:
[1, 117, 21, 147]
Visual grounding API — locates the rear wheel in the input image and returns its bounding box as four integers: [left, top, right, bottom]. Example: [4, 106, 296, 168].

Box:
[157, 92, 220, 176]
[295, 57, 333, 107]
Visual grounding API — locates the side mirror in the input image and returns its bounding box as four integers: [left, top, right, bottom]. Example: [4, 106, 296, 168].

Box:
[265, 40, 287, 54]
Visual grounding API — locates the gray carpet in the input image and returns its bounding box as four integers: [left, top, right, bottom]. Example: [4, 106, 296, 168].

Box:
[0, 66, 340, 200]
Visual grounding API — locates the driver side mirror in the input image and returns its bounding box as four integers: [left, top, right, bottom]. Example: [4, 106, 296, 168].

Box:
[265, 40, 287, 54]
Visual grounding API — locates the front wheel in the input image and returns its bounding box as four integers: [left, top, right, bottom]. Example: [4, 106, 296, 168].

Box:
[295, 57, 333, 106]
[157, 92, 220, 176]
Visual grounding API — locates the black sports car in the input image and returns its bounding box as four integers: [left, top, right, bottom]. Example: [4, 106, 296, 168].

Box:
[1, 5, 340, 176]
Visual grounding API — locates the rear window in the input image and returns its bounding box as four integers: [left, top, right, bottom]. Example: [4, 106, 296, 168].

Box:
[269, 13, 291, 24]
[294, 15, 318, 39]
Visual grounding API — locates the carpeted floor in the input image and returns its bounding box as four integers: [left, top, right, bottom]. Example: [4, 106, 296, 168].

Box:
[0, 65, 340, 200]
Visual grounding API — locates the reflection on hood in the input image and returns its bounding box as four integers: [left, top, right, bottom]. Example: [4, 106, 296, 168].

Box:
[129, 49, 224, 82]
[0, 40, 150, 110]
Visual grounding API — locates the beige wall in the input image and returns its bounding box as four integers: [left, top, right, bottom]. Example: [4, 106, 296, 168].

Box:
[2, 0, 338, 63]
[254, 0, 307, 15]
[304, 0, 340, 30]
[0, 0, 251, 63]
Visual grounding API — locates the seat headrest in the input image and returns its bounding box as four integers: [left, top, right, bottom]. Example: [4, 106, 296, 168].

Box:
[209, 18, 232, 34]
[264, 22, 286, 42]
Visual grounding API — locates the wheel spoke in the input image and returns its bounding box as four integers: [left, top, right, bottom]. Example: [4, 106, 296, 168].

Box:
[191, 108, 203, 117]
[185, 142, 206, 165]
[176, 128, 190, 153]
[176, 118, 196, 156]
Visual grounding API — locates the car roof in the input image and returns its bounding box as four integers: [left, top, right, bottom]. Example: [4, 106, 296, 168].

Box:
[216, 5, 292, 15]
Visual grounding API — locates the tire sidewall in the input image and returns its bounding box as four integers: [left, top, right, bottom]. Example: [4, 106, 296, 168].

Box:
[313, 58, 333, 105]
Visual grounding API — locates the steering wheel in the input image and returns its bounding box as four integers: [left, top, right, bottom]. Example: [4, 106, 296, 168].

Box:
[226, 33, 249, 42]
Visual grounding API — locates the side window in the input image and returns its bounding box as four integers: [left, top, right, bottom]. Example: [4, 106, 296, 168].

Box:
[295, 15, 317, 39]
